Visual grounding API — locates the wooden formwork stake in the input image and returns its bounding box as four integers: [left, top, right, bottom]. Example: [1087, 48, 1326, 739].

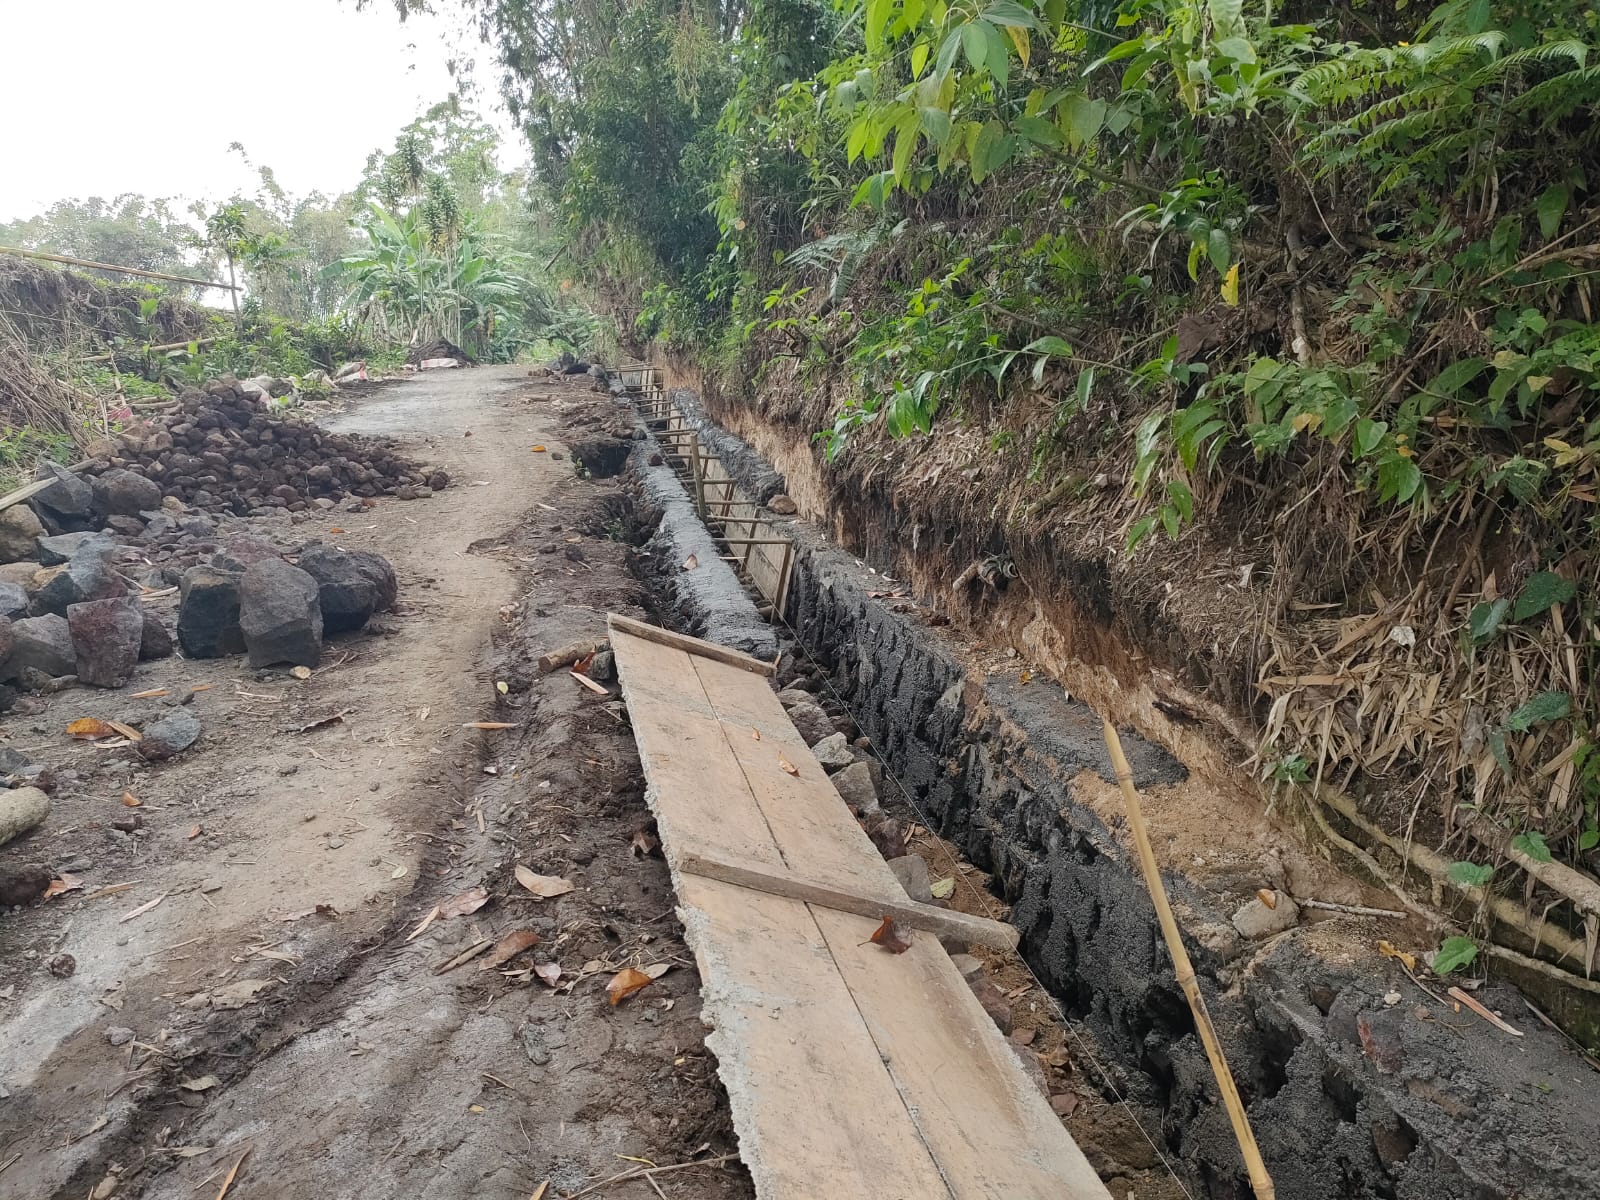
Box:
[1101, 719, 1275, 1200]
[774, 539, 795, 621]
[690, 433, 708, 520]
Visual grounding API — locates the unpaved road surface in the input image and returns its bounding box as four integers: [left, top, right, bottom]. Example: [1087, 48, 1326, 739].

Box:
[0, 366, 749, 1199]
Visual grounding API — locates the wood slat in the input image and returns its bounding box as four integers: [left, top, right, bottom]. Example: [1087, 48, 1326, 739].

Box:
[611, 622, 1113, 1200]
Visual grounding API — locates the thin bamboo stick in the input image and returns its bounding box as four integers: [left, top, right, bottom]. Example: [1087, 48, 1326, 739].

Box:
[0, 245, 237, 291]
[1102, 719, 1275, 1199]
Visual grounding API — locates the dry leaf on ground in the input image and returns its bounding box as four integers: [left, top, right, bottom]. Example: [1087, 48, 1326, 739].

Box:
[435, 940, 494, 974]
[480, 930, 540, 971]
[43, 874, 82, 900]
[210, 979, 273, 1010]
[515, 866, 575, 899]
[606, 967, 654, 1006]
[122, 791, 142, 808]
[439, 886, 490, 918]
[278, 903, 338, 923]
[1378, 939, 1417, 972]
[929, 877, 955, 900]
[67, 718, 118, 739]
[534, 961, 562, 987]
[681, 554, 698, 571]
[777, 753, 799, 776]
[290, 666, 313, 680]
[869, 915, 911, 954]
[118, 893, 167, 923]
[180, 1075, 220, 1092]
[629, 830, 660, 858]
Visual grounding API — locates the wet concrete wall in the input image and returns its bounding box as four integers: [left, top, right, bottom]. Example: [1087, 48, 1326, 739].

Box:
[642, 392, 1600, 1200]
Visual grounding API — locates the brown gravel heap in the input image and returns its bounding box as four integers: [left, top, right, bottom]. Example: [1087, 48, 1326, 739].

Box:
[84, 376, 448, 515]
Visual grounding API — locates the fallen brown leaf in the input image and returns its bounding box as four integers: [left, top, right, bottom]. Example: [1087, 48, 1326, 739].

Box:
[106, 720, 142, 742]
[480, 929, 540, 971]
[187, 824, 203, 840]
[210, 979, 273, 1010]
[682, 553, 698, 571]
[66, 718, 118, 739]
[439, 885, 491, 918]
[606, 967, 654, 1006]
[573, 652, 595, 675]
[777, 753, 799, 777]
[180, 1074, 220, 1092]
[531, 444, 547, 452]
[630, 830, 660, 858]
[43, 873, 82, 900]
[515, 866, 574, 900]
[534, 961, 562, 987]
[531, 1183, 550, 1200]
[122, 791, 142, 808]
[278, 903, 338, 923]
[290, 666, 313, 680]
[213, 1145, 251, 1200]
[295, 711, 346, 734]
[751, 727, 761, 741]
[1257, 888, 1278, 910]
[869, 915, 911, 954]
[1378, 939, 1417, 972]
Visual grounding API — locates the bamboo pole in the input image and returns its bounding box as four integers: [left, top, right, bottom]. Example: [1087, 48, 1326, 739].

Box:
[1102, 718, 1275, 1199]
[0, 246, 238, 291]
[80, 336, 221, 364]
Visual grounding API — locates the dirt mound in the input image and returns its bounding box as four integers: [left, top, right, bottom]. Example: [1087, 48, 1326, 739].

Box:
[83, 377, 448, 515]
[408, 337, 473, 366]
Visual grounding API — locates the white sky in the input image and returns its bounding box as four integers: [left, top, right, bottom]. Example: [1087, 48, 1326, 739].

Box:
[0, 0, 523, 223]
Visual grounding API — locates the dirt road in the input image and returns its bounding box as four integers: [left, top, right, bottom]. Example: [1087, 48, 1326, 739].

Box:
[0, 366, 748, 1199]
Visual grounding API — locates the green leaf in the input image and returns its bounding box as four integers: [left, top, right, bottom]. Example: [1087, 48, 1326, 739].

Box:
[1506, 690, 1572, 732]
[918, 106, 953, 145]
[1352, 417, 1387, 459]
[982, 21, 1011, 87]
[1017, 115, 1062, 149]
[1023, 335, 1074, 357]
[1126, 514, 1159, 552]
[1537, 184, 1570, 240]
[1207, 0, 1244, 39]
[1432, 936, 1478, 975]
[982, 0, 1038, 28]
[1058, 94, 1106, 149]
[1207, 227, 1231, 274]
[1426, 357, 1487, 398]
[1511, 831, 1553, 863]
[864, 0, 890, 53]
[1186, 241, 1203, 283]
[961, 22, 988, 71]
[1166, 478, 1194, 523]
[1468, 598, 1510, 644]
[910, 41, 930, 79]
[1580, 829, 1599, 852]
[1447, 861, 1494, 887]
[1214, 36, 1255, 64]
[1512, 570, 1575, 621]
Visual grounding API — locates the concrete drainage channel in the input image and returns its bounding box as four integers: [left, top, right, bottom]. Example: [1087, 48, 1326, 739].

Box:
[605, 377, 1600, 1200]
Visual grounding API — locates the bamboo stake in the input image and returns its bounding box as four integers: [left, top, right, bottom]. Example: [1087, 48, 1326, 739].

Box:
[1102, 718, 1275, 1199]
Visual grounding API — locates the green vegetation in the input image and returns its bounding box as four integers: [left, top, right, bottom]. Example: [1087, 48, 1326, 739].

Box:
[394, 0, 1600, 987]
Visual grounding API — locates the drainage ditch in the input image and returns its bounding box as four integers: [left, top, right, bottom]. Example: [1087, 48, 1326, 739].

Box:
[611, 380, 1600, 1200]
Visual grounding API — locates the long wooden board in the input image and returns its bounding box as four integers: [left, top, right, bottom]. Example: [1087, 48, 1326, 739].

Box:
[610, 617, 1111, 1199]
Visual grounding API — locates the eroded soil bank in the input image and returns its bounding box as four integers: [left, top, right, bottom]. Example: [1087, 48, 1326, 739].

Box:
[652, 380, 1600, 1200]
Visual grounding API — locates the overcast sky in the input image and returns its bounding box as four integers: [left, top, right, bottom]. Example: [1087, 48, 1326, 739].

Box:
[0, 0, 522, 223]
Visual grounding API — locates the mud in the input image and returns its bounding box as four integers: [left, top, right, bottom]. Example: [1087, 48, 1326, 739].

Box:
[654, 387, 1600, 1200]
[0, 370, 747, 1200]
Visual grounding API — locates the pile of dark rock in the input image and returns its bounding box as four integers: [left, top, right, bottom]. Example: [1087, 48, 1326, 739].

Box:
[0, 462, 398, 710]
[80, 376, 448, 516]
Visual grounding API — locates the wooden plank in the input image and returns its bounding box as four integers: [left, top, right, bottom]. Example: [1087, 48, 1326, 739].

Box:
[679, 850, 1020, 951]
[606, 613, 775, 677]
[678, 875, 955, 1199]
[813, 907, 1109, 1197]
[612, 625, 1112, 1199]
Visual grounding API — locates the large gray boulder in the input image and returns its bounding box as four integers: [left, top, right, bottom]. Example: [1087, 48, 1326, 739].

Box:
[239, 559, 322, 668]
[6, 614, 75, 679]
[30, 544, 127, 617]
[0, 505, 44, 563]
[177, 567, 245, 658]
[31, 462, 94, 525]
[91, 469, 162, 518]
[37, 531, 115, 567]
[296, 544, 397, 633]
[68, 596, 145, 688]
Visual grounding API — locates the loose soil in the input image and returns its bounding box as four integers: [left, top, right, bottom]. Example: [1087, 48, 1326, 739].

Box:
[0, 366, 749, 1200]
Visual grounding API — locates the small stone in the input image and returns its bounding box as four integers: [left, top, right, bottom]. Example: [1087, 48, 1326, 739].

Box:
[0, 863, 52, 906]
[775, 687, 813, 710]
[1012, 1028, 1037, 1047]
[6, 614, 75, 679]
[968, 975, 1013, 1036]
[239, 559, 322, 668]
[177, 567, 245, 658]
[67, 595, 145, 687]
[0, 505, 44, 562]
[786, 701, 834, 746]
[587, 649, 617, 683]
[105, 1026, 135, 1046]
[199, 880, 223, 894]
[0, 582, 28, 620]
[948, 954, 985, 982]
[139, 613, 174, 661]
[1230, 892, 1299, 940]
[325, 837, 346, 850]
[830, 760, 880, 815]
[887, 855, 934, 904]
[810, 732, 855, 772]
[137, 709, 202, 761]
[48, 953, 76, 978]
[91, 468, 162, 518]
